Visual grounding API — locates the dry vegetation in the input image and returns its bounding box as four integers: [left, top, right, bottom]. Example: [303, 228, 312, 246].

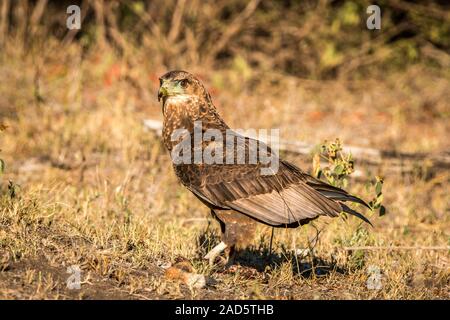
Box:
[0, 0, 449, 299]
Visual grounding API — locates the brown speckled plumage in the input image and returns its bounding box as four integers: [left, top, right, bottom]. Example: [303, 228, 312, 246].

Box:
[158, 70, 371, 265]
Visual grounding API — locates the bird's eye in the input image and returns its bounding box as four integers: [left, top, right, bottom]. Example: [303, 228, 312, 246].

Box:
[180, 79, 189, 88]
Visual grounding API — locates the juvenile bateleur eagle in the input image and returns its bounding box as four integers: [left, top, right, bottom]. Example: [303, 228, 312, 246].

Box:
[157, 70, 371, 266]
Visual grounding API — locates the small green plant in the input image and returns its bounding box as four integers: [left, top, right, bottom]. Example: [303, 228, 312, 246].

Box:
[313, 138, 385, 217]
[367, 176, 386, 217]
[313, 138, 354, 189]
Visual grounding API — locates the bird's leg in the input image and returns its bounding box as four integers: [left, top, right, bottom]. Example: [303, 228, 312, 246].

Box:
[223, 245, 236, 268]
[204, 241, 227, 266]
[268, 227, 274, 257]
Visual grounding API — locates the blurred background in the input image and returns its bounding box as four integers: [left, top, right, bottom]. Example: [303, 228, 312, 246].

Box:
[1, 0, 449, 150]
[0, 0, 448, 299]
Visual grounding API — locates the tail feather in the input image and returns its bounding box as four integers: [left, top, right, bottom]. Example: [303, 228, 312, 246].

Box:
[302, 172, 373, 226]
[303, 173, 371, 209]
[341, 203, 373, 227]
[319, 191, 371, 209]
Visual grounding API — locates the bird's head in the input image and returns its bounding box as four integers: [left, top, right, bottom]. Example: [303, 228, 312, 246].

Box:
[158, 70, 208, 105]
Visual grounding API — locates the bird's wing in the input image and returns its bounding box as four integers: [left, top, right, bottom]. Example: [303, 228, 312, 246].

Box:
[175, 134, 353, 227]
[199, 163, 343, 226]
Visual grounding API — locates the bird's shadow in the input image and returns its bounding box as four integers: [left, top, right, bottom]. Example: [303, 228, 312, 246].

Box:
[196, 228, 348, 278]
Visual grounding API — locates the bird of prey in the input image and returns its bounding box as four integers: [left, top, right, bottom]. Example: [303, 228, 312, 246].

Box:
[157, 70, 371, 266]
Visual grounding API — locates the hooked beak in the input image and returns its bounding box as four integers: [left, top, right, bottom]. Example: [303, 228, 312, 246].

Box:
[158, 85, 168, 102]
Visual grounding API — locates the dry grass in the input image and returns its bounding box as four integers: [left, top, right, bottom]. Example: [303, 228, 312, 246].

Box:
[0, 37, 449, 299]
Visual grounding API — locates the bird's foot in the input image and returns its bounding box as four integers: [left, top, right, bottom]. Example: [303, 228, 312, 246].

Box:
[214, 255, 235, 269]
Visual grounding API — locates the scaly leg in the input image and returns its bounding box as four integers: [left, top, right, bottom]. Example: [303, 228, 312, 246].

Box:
[223, 245, 236, 268]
